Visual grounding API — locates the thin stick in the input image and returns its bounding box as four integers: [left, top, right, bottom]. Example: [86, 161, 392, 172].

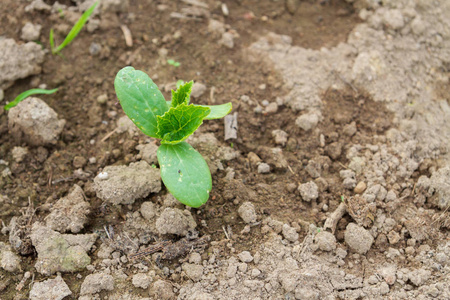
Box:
[120, 25, 133, 47]
[101, 128, 118, 142]
[222, 225, 230, 240]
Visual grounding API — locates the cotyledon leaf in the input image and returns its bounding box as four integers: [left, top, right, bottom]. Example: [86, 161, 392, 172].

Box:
[198, 103, 232, 120]
[171, 81, 193, 107]
[157, 142, 212, 208]
[157, 103, 210, 145]
[114, 66, 168, 138]
[165, 101, 232, 120]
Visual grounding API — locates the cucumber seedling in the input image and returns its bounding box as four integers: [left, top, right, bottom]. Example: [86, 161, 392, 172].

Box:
[114, 67, 232, 208]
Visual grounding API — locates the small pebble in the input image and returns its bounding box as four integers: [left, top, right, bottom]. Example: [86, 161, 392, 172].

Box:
[354, 181, 367, 194]
[97, 94, 108, 104]
[257, 163, 270, 174]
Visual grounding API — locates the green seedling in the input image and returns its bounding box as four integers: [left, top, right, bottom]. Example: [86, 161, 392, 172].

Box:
[50, 1, 98, 55]
[3, 88, 58, 110]
[167, 59, 181, 67]
[114, 67, 232, 207]
[176, 80, 185, 89]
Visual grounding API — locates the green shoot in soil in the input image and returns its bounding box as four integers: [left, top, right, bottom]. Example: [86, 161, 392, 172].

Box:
[167, 59, 181, 67]
[50, 1, 98, 55]
[4, 88, 58, 111]
[115, 66, 232, 207]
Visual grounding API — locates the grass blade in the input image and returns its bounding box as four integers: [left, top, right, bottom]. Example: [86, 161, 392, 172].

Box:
[49, 28, 55, 53]
[4, 88, 59, 110]
[53, 1, 98, 54]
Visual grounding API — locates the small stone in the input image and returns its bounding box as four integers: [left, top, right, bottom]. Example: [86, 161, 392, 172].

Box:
[219, 32, 234, 48]
[247, 152, 262, 166]
[96, 93, 108, 104]
[325, 142, 343, 160]
[238, 263, 248, 273]
[286, 0, 300, 14]
[156, 208, 197, 236]
[140, 201, 157, 220]
[93, 161, 161, 205]
[257, 163, 270, 174]
[132, 273, 151, 289]
[354, 182, 367, 194]
[295, 112, 319, 131]
[226, 264, 237, 278]
[251, 268, 261, 277]
[298, 181, 319, 202]
[409, 268, 431, 286]
[271, 129, 288, 146]
[136, 142, 158, 165]
[30, 224, 91, 275]
[379, 281, 390, 295]
[12, 146, 28, 163]
[282, 224, 299, 242]
[45, 184, 90, 233]
[344, 223, 374, 254]
[238, 202, 257, 224]
[182, 263, 204, 281]
[314, 231, 337, 252]
[383, 9, 404, 30]
[343, 122, 357, 136]
[387, 231, 401, 245]
[80, 272, 114, 295]
[264, 102, 278, 114]
[73, 156, 87, 168]
[8, 97, 66, 146]
[191, 82, 207, 98]
[189, 252, 202, 264]
[89, 42, 101, 56]
[29, 274, 72, 300]
[21, 22, 42, 41]
[238, 251, 253, 263]
[0, 242, 21, 272]
[151, 280, 175, 300]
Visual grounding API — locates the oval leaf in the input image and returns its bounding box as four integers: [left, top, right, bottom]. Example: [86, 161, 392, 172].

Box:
[114, 66, 168, 138]
[157, 142, 212, 208]
[200, 103, 232, 120]
[157, 103, 210, 144]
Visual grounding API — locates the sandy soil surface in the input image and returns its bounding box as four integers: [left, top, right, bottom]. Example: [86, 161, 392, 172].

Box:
[0, 0, 449, 299]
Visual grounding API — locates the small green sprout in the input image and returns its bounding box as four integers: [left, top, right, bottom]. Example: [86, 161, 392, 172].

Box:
[4, 88, 58, 110]
[114, 67, 232, 207]
[167, 59, 181, 67]
[50, 1, 98, 55]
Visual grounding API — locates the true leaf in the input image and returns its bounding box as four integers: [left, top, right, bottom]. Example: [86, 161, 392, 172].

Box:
[171, 81, 193, 107]
[114, 66, 168, 138]
[157, 103, 210, 144]
[157, 142, 212, 208]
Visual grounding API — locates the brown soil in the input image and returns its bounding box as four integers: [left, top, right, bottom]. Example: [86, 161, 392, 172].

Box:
[0, 0, 408, 299]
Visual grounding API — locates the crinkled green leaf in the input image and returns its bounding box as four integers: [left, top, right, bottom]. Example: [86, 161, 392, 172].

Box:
[114, 66, 168, 138]
[171, 81, 193, 107]
[158, 142, 212, 207]
[157, 103, 210, 144]
[199, 103, 232, 120]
